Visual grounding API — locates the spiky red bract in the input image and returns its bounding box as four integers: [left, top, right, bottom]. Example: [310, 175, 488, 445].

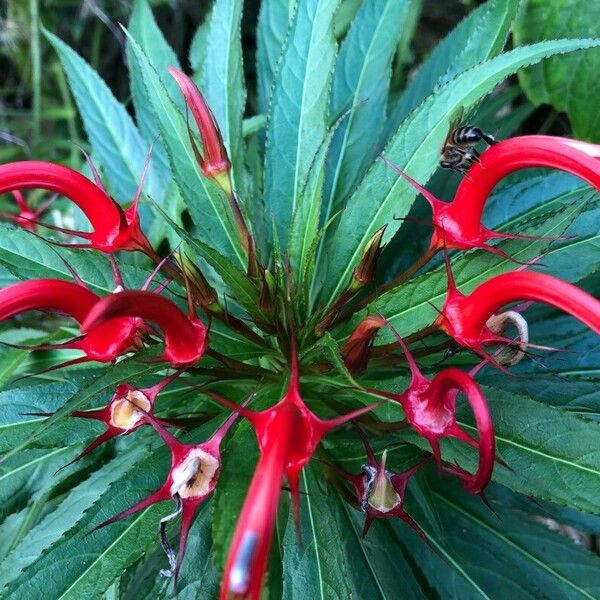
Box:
[0, 161, 153, 253]
[82, 290, 208, 367]
[96, 403, 241, 582]
[218, 348, 379, 599]
[382, 136, 600, 258]
[62, 370, 184, 463]
[368, 331, 495, 494]
[330, 431, 431, 539]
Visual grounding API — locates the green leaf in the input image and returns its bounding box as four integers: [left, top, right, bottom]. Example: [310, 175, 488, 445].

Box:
[427, 481, 600, 599]
[428, 388, 600, 515]
[280, 465, 351, 600]
[287, 127, 331, 292]
[128, 0, 183, 194]
[189, 7, 212, 81]
[0, 447, 148, 589]
[263, 0, 340, 248]
[202, 0, 246, 191]
[125, 31, 246, 267]
[317, 38, 600, 307]
[323, 0, 413, 221]
[44, 30, 162, 203]
[514, 0, 600, 142]
[0, 225, 148, 295]
[256, 0, 293, 115]
[3, 447, 170, 600]
[390, 0, 520, 130]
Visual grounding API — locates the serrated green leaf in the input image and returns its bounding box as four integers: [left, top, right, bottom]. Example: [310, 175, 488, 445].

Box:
[323, 0, 412, 222]
[426, 389, 600, 515]
[317, 38, 600, 307]
[0, 447, 148, 589]
[427, 481, 600, 599]
[256, 0, 293, 115]
[280, 465, 351, 600]
[44, 30, 163, 203]
[0, 225, 148, 295]
[202, 0, 246, 191]
[189, 9, 212, 79]
[389, 0, 520, 131]
[514, 0, 600, 142]
[263, 0, 340, 248]
[3, 452, 169, 599]
[125, 31, 246, 268]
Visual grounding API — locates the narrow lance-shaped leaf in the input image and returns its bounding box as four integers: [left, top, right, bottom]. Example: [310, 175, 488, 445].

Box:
[128, 0, 183, 192]
[316, 38, 600, 307]
[323, 0, 412, 223]
[44, 30, 163, 203]
[256, 0, 293, 115]
[388, 0, 520, 133]
[281, 466, 351, 600]
[513, 0, 600, 142]
[263, 0, 340, 249]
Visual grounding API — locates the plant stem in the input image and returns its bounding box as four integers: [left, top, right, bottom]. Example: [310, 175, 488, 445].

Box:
[29, 0, 41, 148]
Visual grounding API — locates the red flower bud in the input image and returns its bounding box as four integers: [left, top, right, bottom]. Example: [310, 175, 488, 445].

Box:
[0, 161, 153, 254]
[168, 67, 232, 194]
[341, 315, 387, 373]
[82, 290, 208, 368]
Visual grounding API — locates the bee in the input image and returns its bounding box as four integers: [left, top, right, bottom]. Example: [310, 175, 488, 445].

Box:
[440, 108, 497, 174]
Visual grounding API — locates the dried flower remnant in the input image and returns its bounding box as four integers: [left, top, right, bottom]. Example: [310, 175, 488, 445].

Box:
[95, 397, 247, 581]
[330, 430, 431, 538]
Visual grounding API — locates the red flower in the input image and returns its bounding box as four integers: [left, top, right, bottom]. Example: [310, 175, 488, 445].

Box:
[82, 290, 208, 367]
[95, 398, 246, 581]
[0, 160, 153, 254]
[368, 328, 495, 495]
[0, 190, 55, 232]
[0, 279, 144, 367]
[382, 135, 600, 259]
[168, 67, 231, 194]
[434, 253, 600, 365]
[216, 346, 379, 599]
[330, 429, 431, 538]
